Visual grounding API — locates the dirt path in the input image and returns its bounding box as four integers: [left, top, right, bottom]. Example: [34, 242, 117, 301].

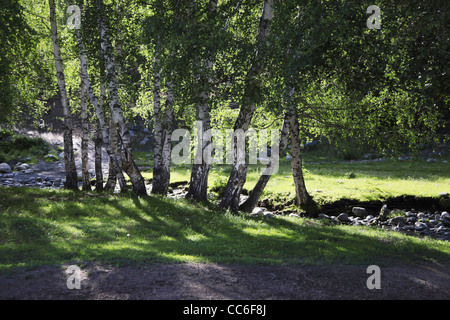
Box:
[1, 261, 449, 300]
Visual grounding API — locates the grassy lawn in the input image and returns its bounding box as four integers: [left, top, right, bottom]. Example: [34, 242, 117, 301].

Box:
[134, 150, 450, 205]
[0, 187, 449, 272]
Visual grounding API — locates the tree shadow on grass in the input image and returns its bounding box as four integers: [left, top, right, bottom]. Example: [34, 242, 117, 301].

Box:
[0, 187, 448, 272]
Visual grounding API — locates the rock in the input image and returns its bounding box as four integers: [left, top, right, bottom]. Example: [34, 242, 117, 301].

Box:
[44, 154, 59, 162]
[379, 204, 389, 221]
[388, 216, 406, 225]
[263, 212, 274, 218]
[318, 213, 330, 219]
[426, 158, 437, 163]
[337, 213, 350, 222]
[407, 217, 418, 224]
[352, 207, 368, 217]
[15, 165, 27, 171]
[438, 192, 449, 198]
[289, 213, 300, 218]
[417, 212, 427, 219]
[429, 220, 439, 226]
[250, 207, 265, 216]
[0, 163, 12, 174]
[415, 222, 429, 231]
[405, 211, 416, 217]
[441, 212, 450, 219]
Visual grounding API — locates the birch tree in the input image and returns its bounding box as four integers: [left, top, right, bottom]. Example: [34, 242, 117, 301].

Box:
[219, 0, 273, 212]
[79, 77, 90, 191]
[186, 0, 218, 202]
[49, 0, 78, 190]
[75, 23, 128, 192]
[97, 0, 146, 195]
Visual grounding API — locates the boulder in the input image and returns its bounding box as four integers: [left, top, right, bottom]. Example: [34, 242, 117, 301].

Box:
[388, 216, 406, 225]
[0, 163, 12, 174]
[337, 213, 350, 222]
[352, 207, 368, 217]
[379, 204, 389, 221]
[250, 207, 265, 216]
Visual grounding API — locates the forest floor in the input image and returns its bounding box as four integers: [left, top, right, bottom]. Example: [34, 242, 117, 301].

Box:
[1, 260, 449, 299]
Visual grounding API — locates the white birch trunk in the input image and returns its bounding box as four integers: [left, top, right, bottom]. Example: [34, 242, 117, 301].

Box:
[98, 0, 146, 195]
[288, 103, 310, 207]
[80, 77, 90, 191]
[75, 29, 127, 192]
[219, 0, 273, 211]
[49, 0, 78, 190]
[239, 106, 291, 212]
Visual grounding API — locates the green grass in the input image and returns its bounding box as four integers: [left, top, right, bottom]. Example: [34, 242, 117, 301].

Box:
[0, 187, 449, 272]
[133, 149, 450, 205]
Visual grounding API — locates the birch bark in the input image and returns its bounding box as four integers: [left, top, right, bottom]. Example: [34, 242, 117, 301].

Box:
[80, 77, 90, 191]
[185, 0, 218, 201]
[219, 0, 273, 212]
[49, 0, 78, 190]
[98, 0, 146, 195]
[239, 106, 291, 212]
[75, 29, 127, 192]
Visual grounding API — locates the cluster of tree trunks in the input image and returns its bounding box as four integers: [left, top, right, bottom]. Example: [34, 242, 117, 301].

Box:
[49, 0, 310, 213]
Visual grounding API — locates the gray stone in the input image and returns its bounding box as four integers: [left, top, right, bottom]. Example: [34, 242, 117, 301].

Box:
[407, 217, 418, 224]
[318, 213, 330, 219]
[403, 225, 415, 231]
[337, 213, 350, 222]
[44, 154, 59, 161]
[426, 158, 437, 163]
[352, 207, 368, 217]
[439, 192, 449, 198]
[0, 163, 12, 174]
[379, 204, 389, 221]
[415, 222, 429, 231]
[441, 212, 450, 219]
[388, 216, 406, 225]
[289, 213, 300, 218]
[405, 211, 416, 217]
[263, 212, 274, 218]
[250, 207, 265, 216]
[417, 212, 426, 219]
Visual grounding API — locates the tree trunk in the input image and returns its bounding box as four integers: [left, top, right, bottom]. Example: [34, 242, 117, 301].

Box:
[288, 105, 310, 206]
[94, 123, 104, 191]
[186, 101, 211, 202]
[219, 0, 273, 212]
[151, 54, 164, 194]
[49, 0, 78, 190]
[152, 64, 174, 195]
[75, 27, 127, 193]
[185, 0, 218, 202]
[239, 106, 291, 212]
[80, 77, 91, 191]
[98, 0, 146, 196]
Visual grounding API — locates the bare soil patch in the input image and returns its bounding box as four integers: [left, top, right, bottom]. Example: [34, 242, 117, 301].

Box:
[1, 260, 449, 300]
